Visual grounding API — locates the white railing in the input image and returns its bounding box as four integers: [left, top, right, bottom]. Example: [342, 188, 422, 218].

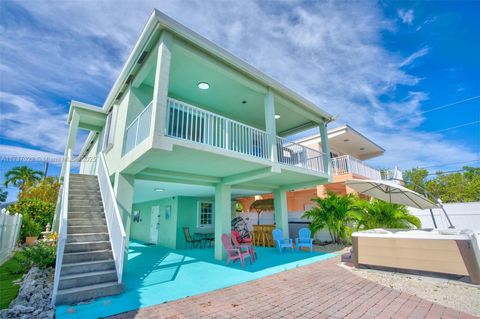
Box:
[331, 155, 381, 180]
[51, 149, 71, 306]
[124, 102, 153, 155]
[98, 152, 126, 283]
[276, 137, 326, 173]
[166, 98, 270, 160]
[0, 211, 22, 264]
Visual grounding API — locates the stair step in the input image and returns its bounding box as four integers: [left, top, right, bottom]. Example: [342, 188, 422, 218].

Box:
[55, 281, 123, 305]
[68, 225, 108, 234]
[64, 241, 111, 253]
[68, 212, 105, 219]
[67, 233, 109, 243]
[63, 249, 113, 263]
[69, 206, 104, 212]
[59, 270, 118, 290]
[69, 194, 102, 200]
[61, 259, 116, 276]
[69, 199, 102, 204]
[68, 218, 106, 226]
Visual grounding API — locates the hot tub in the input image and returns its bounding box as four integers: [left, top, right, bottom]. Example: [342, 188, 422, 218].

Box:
[351, 228, 480, 284]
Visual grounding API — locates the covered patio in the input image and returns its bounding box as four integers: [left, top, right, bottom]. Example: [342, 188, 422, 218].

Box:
[56, 241, 337, 319]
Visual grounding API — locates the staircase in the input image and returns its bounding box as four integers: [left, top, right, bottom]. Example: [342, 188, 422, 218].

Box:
[55, 174, 123, 305]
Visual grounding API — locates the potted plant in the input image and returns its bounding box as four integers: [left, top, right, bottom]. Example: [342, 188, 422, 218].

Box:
[22, 215, 42, 246]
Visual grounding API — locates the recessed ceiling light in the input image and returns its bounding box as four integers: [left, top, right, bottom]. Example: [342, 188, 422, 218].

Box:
[360, 148, 365, 151]
[275, 114, 281, 119]
[154, 188, 165, 192]
[344, 139, 350, 142]
[197, 82, 210, 90]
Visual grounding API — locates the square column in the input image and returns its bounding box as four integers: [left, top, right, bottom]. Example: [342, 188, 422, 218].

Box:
[273, 189, 289, 238]
[151, 31, 173, 139]
[264, 88, 278, 164]
[113, 172, 135, 272]
[61, 110, 80, 177]
[214, 183, 231, 260]
[319, 122, 332, 181]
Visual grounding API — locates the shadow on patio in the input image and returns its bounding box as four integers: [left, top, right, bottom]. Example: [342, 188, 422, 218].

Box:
[56, 241, 338, 319]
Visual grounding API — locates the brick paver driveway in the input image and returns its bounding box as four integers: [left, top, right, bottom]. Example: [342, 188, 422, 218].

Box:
[107, 257, 477, 319]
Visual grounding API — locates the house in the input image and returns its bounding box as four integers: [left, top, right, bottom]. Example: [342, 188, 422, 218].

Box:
[52, 10, 335, 304]
[236, 124, 385, 219]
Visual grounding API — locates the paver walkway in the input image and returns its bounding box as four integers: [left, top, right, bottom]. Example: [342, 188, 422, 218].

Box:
[107, 257, 477, 319]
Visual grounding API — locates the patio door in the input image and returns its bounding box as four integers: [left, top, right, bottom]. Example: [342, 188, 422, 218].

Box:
[150, 206, 160, 244]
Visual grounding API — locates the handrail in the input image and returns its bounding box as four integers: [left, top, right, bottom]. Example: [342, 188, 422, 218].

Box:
[51, 148, 71, 306]
[124, 102, 153, 155]
[276, 136, 327, 173]
[331, 155, 381, 180]
[97, 152, 126, 283]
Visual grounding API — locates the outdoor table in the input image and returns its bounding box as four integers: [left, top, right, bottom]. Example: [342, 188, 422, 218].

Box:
[195, 232, 214, 247]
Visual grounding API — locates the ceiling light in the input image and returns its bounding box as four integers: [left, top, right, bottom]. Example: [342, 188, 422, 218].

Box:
[197, 82, 210, 90]
[154, 188, 165, 192]
[344, 139, 349, 142]
[275, 114, 281, 119]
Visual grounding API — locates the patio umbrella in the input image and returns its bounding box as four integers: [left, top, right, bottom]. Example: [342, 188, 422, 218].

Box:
[344, 179, 454, 228]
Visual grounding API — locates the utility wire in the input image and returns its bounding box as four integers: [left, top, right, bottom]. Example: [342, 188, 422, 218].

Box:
[412, 159, 480, 170]
[417, 95, 480, 115]
[430, 120, 480, 133]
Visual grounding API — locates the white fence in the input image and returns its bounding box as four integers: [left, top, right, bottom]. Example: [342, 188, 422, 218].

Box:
[276, 137, 326, 173]
[409, 202, 480, 231]
[0, 211, 22, 265]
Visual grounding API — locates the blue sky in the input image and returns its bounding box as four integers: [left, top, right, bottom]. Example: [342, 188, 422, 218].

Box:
[0, 0, 479, 202]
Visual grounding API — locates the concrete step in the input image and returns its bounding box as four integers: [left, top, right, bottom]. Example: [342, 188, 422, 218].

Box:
[59, 270, 118, 290]
[63, 249, 113, 263]
[68, 212, 105, 219]
[67, 233, 109, 243]
[55, 281, 123, 305]
[69, 194, 102, 200]
[68, 218, 106, 226]
[64, 241, 111, 253]
[69, 199, 103, 206]
[69, 184, 100, 190]
[61, 259, 116, 276]
[68, 206, 104, 213]
[68, 225, 108, 234]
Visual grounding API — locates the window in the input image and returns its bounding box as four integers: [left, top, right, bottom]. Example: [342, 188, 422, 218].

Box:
[198, 201, 214, 227]
[102, 105, 118, 152]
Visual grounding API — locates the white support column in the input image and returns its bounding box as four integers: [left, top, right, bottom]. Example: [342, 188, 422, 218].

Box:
[319, 122, 332, 180]
[273, 189, 289, 238]
[214, 183, 231, 260]
[113, 172, 135, 271]
[61, 110, 80, 177]
[151, 31, 173, 139]
[264, 88, 278, 164]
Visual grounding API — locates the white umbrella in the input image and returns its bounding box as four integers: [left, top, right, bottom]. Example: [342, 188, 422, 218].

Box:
[344, 179, 438, 209]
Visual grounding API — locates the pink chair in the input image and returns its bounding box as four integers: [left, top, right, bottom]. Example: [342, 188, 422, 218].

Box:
[221, 234, 252, 267]
[231, 231, 257, 262]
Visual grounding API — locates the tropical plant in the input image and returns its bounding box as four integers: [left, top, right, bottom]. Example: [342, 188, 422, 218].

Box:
[0, 187, 7, 202]
[9, 198, 55, 235]
[250, 198, 274, 225]
[23, 241, 56, 268]
[20, 214, 42, 239]
[19, 177, 60, 204]
[4, 166, 43, 190]
[351, 199, 421, 230]
[302, 193, 356, 244]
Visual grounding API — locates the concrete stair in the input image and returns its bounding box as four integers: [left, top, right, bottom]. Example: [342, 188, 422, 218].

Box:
[56, 174, 123, 305]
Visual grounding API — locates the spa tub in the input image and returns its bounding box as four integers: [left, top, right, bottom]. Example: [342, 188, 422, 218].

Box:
[351, 228, 480, 284]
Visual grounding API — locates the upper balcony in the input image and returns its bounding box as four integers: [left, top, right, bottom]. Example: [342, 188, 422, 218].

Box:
[331, 155, 381, 180]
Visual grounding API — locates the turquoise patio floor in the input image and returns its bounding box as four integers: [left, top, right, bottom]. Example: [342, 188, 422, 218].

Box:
[56, 241, 338, 319]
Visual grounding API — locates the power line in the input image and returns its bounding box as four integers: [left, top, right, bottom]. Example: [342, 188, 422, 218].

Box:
[414, 159, 480, 170]
[431, 120, 480, 133]
[417, 95, 480, 115]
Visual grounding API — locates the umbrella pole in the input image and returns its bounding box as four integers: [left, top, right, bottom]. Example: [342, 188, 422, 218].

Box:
[428, 208, 438, 229]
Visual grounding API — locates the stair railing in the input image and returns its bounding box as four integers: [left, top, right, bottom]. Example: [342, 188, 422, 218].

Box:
[51, 148, 71, 306]
[97, 152, 126, 283]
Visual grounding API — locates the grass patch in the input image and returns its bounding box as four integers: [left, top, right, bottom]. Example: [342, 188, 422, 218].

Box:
[0, 251, 30, 309]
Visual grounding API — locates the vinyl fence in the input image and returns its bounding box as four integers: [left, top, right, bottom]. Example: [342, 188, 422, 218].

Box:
[408, 202, 480, 231]
[0, 211, 22, 265]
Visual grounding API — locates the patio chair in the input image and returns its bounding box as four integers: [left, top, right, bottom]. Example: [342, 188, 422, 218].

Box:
[272, 229, 293, 253]
[295, 228, 313, 253]
[183, 227, 202, 249]
[231, 230, 257, 261]
[221, 234, 252, 267]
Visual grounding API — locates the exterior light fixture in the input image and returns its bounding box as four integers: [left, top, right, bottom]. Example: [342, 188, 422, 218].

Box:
[275, 114, 281, 119]
[360, 148, 365, 151]
[344, 139, 350, 142]
[197, 82, 210, 90]
[154, 188, 165, 192]
[242, 100, 247, 104]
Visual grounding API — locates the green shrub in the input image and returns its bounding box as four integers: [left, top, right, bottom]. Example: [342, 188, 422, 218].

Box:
[9, 198, 54, 240]
[19, 214, 42, 240]
[23, 242, 56, 268]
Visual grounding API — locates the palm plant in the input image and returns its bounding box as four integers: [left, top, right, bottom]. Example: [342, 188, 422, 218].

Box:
[302, 192, 356, 244]
[4, 166, 44, 190]
[351, 199, 421, 230]
[0, 187, 7, 202]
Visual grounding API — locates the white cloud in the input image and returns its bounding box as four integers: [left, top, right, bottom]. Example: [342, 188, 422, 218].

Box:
[397, 9, 414, 25]
[0, 0, 476, 172]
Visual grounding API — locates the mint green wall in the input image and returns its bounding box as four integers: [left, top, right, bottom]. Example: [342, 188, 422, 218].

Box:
[126, 84, 153, 126]
[130, 197, 177, 248]
[176, 196, 215, 248]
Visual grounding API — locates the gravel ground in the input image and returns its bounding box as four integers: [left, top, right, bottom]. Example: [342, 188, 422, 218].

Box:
[346, 265, 480, 316]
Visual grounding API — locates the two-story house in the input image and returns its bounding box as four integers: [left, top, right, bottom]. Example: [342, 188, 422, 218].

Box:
[52, 10, 335, 305]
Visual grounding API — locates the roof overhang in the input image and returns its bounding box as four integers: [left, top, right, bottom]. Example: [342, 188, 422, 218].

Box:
[101, 10, 334, 124]
[68, 100, 107, 132]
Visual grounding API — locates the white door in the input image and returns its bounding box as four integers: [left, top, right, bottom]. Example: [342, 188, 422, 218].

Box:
[150, 206, 160, 244]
